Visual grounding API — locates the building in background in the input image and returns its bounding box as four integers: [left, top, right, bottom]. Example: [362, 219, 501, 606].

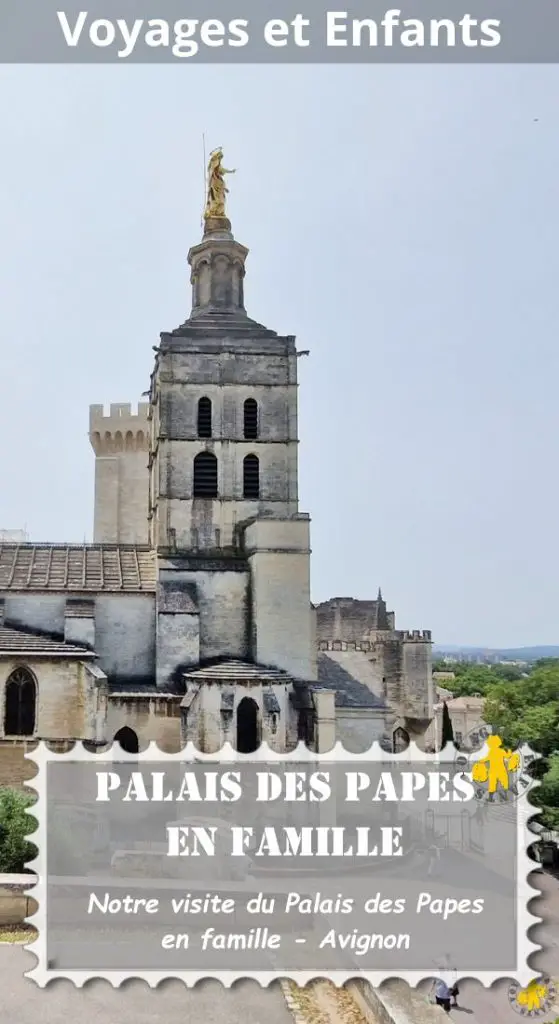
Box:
[0, 530, 28, 543]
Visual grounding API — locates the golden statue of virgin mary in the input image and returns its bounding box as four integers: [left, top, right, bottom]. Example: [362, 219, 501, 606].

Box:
[204, 148, 236, 221]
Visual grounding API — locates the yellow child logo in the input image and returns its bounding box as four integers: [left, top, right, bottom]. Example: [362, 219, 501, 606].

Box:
[471, 735, 521, 794]
[508, 976, 557, 1017]
[516, 979, 548, 1011]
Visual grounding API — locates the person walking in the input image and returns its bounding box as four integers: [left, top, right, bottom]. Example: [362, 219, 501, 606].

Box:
[431, 955, 460, 1012]
[434, 978, 459, 1013]
[427, 842, 441, 877]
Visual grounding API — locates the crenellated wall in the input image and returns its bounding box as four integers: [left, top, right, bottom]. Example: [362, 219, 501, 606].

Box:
[316, 604, 434, 731]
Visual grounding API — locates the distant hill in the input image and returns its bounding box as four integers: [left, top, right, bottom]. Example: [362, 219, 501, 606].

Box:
[433, 645, 559, 663]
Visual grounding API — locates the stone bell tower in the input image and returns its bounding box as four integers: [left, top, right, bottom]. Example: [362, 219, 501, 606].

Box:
[148, 190, 300, 553]
[149, 153, 315, 687]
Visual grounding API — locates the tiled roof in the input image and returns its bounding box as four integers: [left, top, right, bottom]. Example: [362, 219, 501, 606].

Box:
[183, 660, 292, 683]
[0, 544, 156, 592]
[108, 681, 160, 694]
[316, 653, 386, 709]
[0, 626, 95, 657]
[447, 696, 485, 709]
[165, 311, 278, 341]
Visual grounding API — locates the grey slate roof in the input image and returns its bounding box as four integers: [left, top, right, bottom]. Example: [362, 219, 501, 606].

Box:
[167, 308, 277, 339]
[0, 544, 156, 592]
[316, 653, 386, 709]
[110, 658, 386, 710]
[183, 660, 291, 683]
[0, 625, 95, 658]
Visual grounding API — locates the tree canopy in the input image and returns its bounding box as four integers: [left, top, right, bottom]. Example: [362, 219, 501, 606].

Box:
[434, 659, 559, 830]
[0, 787, 36, 873]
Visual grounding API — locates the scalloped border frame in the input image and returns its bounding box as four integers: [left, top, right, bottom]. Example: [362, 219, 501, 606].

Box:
[22, 738, 541, 988]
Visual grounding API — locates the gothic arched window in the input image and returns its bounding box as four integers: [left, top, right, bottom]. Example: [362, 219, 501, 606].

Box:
[193, 451, 218, 498]
[197, 397, 212, 439]
[114, 726, 139, 754]
[243, 454, 260, 499]
[393, 727, 410, 754]
[236, 697, 260, 753]
[4, 667, 36, 737]
[243, 398, 258, 440]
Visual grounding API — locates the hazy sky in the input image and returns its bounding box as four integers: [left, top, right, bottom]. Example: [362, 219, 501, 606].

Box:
[0, 65, 556, 648]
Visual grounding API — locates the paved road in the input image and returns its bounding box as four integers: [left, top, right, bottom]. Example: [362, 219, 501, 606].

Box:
[3, 868, 559, 1024]
[0, 946, 294, 1024]
[424, 868, 559, 1024]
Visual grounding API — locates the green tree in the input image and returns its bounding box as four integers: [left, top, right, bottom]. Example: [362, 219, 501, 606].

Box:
[432, 659, 452, 673]
[444, 665, 498, 697]
[483, 662, 559, 830]
[491, 664, 524, 682]
[0, 788, 37, 873]
[483, 665, 559, 756]
[441, 702, 454, 748]
[537, 753, 559, 831]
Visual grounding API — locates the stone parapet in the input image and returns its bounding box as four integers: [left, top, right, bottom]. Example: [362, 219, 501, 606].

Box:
[318, 639, 378, 653]
[317, 631, 431, 653]
[0, 875, 38, 928]
[402, 630, 432, 642]
[89, 402, 150, 455]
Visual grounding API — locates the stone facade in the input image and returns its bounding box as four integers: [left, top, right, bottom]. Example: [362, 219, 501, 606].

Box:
[89, 403, 150, 545]
[0, 205, 434, 782]
[315, 598, 434, 746]
[424, 692, 487, 752]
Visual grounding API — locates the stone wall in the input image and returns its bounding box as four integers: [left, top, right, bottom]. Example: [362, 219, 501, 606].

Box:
[0, 879, 37, 926]
[348, 980, 446, 1024]
[151, 339, 300, 551]
[106, 694, 182, 752]
[94, 594, 155, 683]
[335, 709, 385, 752]
[315, 597, 392, 642]
[157, 564, 250, 672]
[0, 743, 34, 789]
[4, 594, 66, 636]
[3, 594, 156, 685]
[401, 635, 433, 720]
[89, 403, 150, 544]
[244, 517, 314, 679]
[424, 697, 486, 751]
[0, 659, 88, 740]
[182, 682, 294, 753]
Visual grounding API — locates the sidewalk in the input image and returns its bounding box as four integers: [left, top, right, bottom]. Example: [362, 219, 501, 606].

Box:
[447, 978, 559, 1024]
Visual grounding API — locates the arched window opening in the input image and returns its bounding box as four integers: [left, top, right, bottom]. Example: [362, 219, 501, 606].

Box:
[393, 727, 409, 753]
[4, 667, 36, 736]
[114, 727, 139, 754]
[193, 451, 218, 498]
[243, 454, 260, 499]
[236, 697, 260, 754]
[243, 398, 258, 440]
[197, 397, 212, 439]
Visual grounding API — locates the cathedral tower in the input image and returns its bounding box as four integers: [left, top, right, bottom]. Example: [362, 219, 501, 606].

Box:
[148, 204, 299, 552]
[149, 156, 314, 686]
